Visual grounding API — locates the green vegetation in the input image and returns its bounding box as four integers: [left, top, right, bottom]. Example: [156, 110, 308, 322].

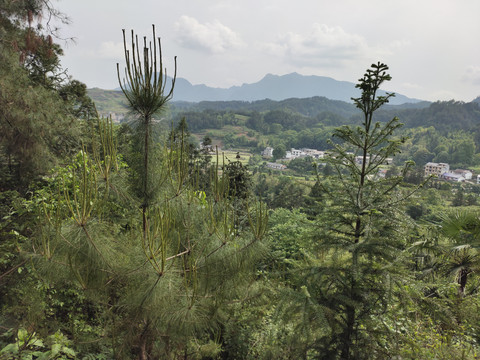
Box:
[4, 2, 480, 359]
[87, 87, 130, 114]
[92, 86, 480, 176]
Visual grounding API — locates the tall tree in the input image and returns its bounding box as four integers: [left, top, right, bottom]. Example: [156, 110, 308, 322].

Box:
[25, 27, 268, 359]
[0, 0, 92, 188]
[323, 63, 414, 358]
[280, 63, 415, 359]
[117, 25, 176, 231]
[0, 0, 70, 88]
[0, 44, 82, 189]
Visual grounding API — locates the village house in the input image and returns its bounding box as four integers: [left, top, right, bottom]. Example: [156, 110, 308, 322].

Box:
[301, 148, 325, 159]
[199, 142, 215, 153]
[262, 147, 274, 158]
[355, 155, 393, 165]
[266, 162, 287, 170]
[291, 148, 306, 157]
[440, 172, 465, 182]
[453, 169, 473, 180]
[424, 162, 450, 177]
[265, 146, 327, 161]
[285, 148, 307, 159]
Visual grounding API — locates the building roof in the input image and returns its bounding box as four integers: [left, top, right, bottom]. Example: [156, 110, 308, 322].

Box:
[441, 172, 465, 180]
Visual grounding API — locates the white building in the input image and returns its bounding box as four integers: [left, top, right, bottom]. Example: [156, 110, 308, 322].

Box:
[354, 155, 392, 166]
[284, 147, 326, 160]
[301, 148, 325, 159]
[262, 147, 274, 158]
[453, 169, 473, 180]
[424, 162, 450, 177]
[266, 162, 287, 170]
[441, 172, 465, 182]
[291, 148, 307, 158]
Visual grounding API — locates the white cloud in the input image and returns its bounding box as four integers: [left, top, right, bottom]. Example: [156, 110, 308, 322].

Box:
[463, 66, 480, 85]
[430, 89, 457, 101]
[97, 41, 125, 59]
[261, 24, 410, 69]
[388, 39, 411, 50]
[262, 24, 371, 67]
[401, 82, 422, 90]
[174, 15, 245, 54]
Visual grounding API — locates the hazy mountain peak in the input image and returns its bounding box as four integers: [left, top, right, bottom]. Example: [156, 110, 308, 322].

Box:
[116, 72, 423, 105]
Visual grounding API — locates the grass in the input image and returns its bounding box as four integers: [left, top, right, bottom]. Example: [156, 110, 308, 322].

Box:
[210, 150, 252, 166]
[88, 88, 129, 116]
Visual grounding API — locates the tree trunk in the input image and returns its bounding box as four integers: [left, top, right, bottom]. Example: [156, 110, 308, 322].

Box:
[458, 268, 468, 296]
[340, 304, 355, 360]
[142, 115, 150, 240]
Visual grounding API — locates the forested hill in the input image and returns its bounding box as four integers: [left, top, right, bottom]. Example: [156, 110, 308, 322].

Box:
[89, 86, 480, 135]
[173, 96, 360, 118]
[89, 88, 429, 120]
[370, 100, 480, 134]
[172, 98, 480, 134]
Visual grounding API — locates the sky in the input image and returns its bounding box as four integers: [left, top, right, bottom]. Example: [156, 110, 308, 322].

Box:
[51, 0, 480, 102]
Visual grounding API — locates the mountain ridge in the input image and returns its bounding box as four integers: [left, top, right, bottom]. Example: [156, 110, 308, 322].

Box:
[114, 72, 424, 105]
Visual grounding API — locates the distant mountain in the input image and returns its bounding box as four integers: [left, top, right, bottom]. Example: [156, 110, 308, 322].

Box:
[112, 72, 423, 105]
[91, 72, 430, 121]
[171, 72, 423, 105]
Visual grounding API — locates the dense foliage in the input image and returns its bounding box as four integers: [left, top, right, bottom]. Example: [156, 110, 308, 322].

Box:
[3, 2, 480, 359]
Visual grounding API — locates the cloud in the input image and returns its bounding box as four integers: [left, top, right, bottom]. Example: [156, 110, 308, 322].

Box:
[430, 89, 457, 101]
[261, 24, 409, 69]
[401, 82, 422, 90]
[388, 39, 411, 50]
[463, 66, 480, 85]
[97, 41, 125, 59]
[174, 15, 245, 54]
[262, 24, 370, 67]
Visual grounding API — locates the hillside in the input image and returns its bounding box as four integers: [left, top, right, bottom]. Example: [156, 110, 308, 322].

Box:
[87, 88, 129, 117]
[89, 72, 428, 121]
[88, 90, 429, 122]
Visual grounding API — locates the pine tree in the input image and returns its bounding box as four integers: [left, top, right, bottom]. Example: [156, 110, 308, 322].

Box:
[29, 27, 268, 359]
[320, 62, 414, 359]
[117, 25, 177, 238]
[279, 63, 415, 359]
[0, 1, 90, 189]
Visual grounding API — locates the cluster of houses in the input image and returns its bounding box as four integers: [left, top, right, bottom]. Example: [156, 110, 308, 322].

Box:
[262, 147, 326, 160]
[262, 147, 325, 171]
[262, 146, 393, 172]
[261, 148, 480, 183]
[424, 162, 476, 183]
[285, 148, 325, 160]
[263, 147, 393, 163]
[262, 150, 479, 183]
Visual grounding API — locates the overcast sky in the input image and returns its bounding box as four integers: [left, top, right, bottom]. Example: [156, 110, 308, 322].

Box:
[52, 0, 480, 102]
